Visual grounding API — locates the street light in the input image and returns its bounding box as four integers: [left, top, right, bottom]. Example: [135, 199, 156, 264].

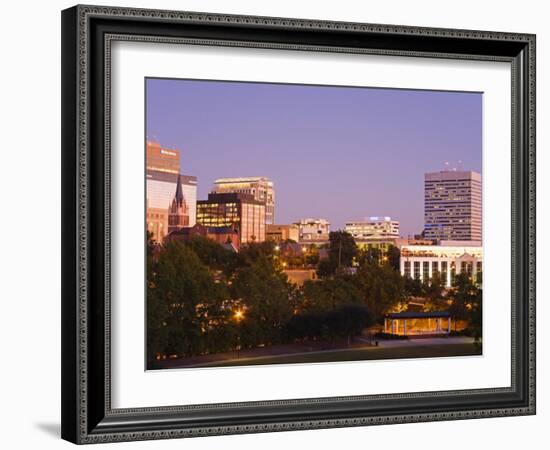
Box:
[234, 309, 244, 359]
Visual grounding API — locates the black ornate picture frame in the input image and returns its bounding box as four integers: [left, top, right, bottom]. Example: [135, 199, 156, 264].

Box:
[61, 5, 536, 444]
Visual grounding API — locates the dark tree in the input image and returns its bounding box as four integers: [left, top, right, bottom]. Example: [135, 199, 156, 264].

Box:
[316, 231, 357, 277]
[354, 263, 405, 322]
[146, 241, 229, 360]
[387, 245, 401, 271]
[302, 275, 363, 312]
[231, 257, 294, 347]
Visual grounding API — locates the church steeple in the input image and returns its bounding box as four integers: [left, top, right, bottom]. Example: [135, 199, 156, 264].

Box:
[168, 174, 190, 234]
[174, 174, 184, 206]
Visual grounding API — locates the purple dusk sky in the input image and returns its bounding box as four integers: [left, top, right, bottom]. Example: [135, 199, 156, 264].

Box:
[146, 78, 482, 236]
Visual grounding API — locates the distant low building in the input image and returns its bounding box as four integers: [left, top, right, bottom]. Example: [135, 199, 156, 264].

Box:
[399, 240, 483, 287]
[266, 224, 299, 243]
[345, 216, 399, 240]
[384, 311, 452, 336]
[294, 218, 330, 244]
[345, 216, 400, 252]
[284, 269, 317, 286]
[165, 224, 240, 250]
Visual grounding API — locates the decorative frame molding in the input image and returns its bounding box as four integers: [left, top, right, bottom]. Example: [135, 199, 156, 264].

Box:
[61, 4, 536, 444]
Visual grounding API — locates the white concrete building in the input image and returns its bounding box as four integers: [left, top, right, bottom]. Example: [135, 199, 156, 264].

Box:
[399, 240, 482, 287]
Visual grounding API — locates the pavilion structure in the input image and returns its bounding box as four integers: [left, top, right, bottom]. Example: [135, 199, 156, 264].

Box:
[384, 311, 452, 336]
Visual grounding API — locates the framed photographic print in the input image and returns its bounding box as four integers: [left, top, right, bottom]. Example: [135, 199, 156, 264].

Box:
[61, 5, 536, 444]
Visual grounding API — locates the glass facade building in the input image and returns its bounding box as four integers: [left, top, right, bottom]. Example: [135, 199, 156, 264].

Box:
[212, 177, 275, 225]
[197, 193, 266, 244]
[146, 170, 197, 243]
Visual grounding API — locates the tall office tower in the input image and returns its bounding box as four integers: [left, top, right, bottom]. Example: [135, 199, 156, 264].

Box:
[167, 175, 190, 234]
[424, 170, 482, 242]
[211, 177, 275, 224]
[197, 193, 266, 244]
[146, 140, 180, 174]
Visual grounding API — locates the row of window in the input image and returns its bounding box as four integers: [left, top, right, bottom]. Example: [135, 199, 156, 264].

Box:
[403, 260, 482, 283]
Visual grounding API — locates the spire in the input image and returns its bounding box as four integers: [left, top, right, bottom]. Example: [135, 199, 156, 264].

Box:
[175, 174, 184, 205]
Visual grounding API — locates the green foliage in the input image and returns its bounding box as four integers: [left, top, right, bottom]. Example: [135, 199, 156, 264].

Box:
[327, 231, 357, 273]
[422, 272, 448, 312]
[387, 245, 401, 271]
[182, 235, 238, 275]
[302, 275, 363, 312]
[448, 273, 482, 327]
[231, 257, 294, 347]
[284, 304, 373, 343]
[147, 231, 482, 361]
[354, 263, 405, 322]
[403, 276, 424, 297]
[147, 241, 230, 360]
[357, 246, 382, 266]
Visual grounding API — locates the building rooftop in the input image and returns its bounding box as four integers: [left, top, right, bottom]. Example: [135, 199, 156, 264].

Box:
[425, 170, 481, 181]
[385, 311, 451, 319]
[146, 170, 197, 184]
[198, 192, 264, 205]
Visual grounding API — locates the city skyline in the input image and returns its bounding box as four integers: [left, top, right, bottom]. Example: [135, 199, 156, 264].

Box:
[146, 78, 482, 236]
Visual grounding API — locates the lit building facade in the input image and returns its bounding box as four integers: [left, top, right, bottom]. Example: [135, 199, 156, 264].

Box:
[146, 140, 180, 174]
[146, 170, 197, 242]
[345, 217, 399, 239]
[212, 177, 275, 224]
[197, 193, 266, 244]
[266, 224, 300, 243]
[399, 240, 483, 288]
[424, 170, 482, 241]
[294, 218, 330, 243]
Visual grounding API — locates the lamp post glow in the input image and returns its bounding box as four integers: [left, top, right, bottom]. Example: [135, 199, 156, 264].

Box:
[234, 309, 244, 359]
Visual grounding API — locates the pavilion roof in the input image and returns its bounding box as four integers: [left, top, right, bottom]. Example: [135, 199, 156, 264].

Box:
[385, 311, 451, 319]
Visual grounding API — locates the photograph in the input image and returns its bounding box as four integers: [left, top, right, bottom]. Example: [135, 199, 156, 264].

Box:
[56, 3, 537, 445]
[145, 78, 483, 370]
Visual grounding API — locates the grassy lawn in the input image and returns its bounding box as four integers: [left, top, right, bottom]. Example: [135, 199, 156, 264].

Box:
[182, 343, 481, 368]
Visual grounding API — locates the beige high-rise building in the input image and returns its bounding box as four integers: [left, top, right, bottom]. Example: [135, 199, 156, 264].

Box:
[146, 140, 180, 174]
[212, 177, 275, 224]
[424, 170, 482, 242]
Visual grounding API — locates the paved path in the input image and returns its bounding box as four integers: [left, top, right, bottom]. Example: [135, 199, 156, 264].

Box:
[152, 336, 479, 369]
[356, 336, 475, 348]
